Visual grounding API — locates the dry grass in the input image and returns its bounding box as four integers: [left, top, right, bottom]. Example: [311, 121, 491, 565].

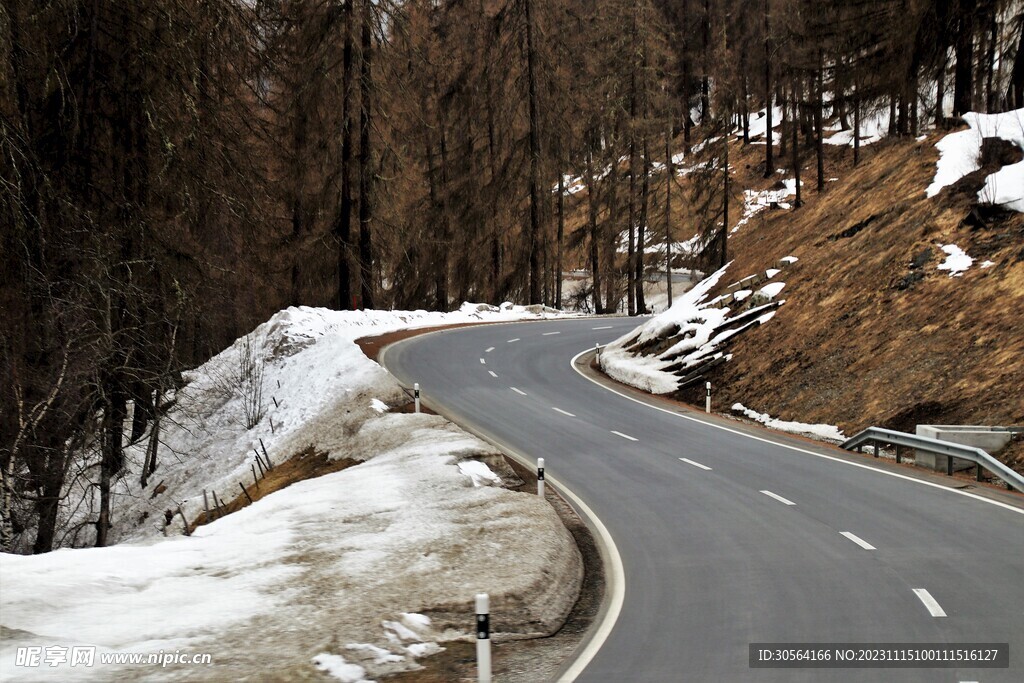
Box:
[189, 446, 359, 531]
[682, 132, 1024, 471]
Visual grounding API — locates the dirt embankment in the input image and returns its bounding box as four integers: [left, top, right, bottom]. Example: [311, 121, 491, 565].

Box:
[671, 134, 1023, 471]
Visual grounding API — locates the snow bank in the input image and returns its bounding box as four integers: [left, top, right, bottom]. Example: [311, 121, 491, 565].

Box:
[49, 304, 575, 548]
[600, 264, 788, 394]
[732, 403, 846, 442]
[926, 108, 1024, 212]
[1, 305, 583, 680]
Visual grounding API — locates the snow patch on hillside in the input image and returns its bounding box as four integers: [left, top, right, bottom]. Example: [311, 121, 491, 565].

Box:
[926, 108, 1024, 212]
[936, 244, 975, 276]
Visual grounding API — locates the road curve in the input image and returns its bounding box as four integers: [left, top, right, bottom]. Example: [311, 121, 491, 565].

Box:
[381, 317, 1024, 683]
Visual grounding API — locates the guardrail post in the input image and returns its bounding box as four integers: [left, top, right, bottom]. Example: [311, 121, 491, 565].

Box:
[414, 383, 421, 413]
[705, 381, 711, 414]
[946, 454, 953, 476]
[976, 463, 984, 482]
[895, 445, 903, 463]
[476, 593, 491, 683]
[596, 343, 602, 362]
[873, 442, 879, 458]
[537, 458, 545, 498]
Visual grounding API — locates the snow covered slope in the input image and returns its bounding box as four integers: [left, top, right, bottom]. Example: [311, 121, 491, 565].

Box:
[600, 265, 788, 394]
[1, 304, 583, 681]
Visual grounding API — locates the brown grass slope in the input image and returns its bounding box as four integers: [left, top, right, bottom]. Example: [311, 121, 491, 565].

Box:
[678, 135, 1024, 468]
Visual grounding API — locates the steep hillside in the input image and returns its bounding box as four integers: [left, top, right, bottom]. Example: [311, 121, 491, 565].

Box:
[676, 127, 1024, 467]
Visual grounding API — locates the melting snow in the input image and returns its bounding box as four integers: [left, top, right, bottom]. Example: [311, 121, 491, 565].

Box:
[936, 244, 974, 276]
[457, 460, 502, 487]
[313, 653, 372, 683]
[732, 403, 846, 442]
[926, 108, 1024, 212]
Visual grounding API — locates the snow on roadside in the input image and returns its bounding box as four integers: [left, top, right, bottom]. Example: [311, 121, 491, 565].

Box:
[313, 654, 372, 683]
[731, 403, 846, 442]
[47, 303, 575, 549]
[600, 266, 732, 394]
[926, 108, 1024, 212]
[1, 304, 584, 681]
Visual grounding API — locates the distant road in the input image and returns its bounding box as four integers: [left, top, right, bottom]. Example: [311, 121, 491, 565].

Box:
[383, 317, 1024, 682]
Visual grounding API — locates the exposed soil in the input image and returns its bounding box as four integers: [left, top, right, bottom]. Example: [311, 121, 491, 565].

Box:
[187, 445, 359, 531]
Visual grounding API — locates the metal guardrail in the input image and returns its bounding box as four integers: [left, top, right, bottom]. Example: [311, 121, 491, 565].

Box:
[841, 427, 1024, 493]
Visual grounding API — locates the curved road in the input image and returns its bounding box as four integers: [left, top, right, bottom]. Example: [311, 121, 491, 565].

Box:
[382, 317, 1024, 682]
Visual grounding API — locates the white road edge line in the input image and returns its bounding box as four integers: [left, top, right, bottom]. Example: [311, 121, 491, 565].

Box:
[679, 457, 712, 470]
[912, 588, 947, 617]
[592, 325, 614, 330]
[552, 407, 576, 417]
[611, 430, 638, 442]
[761, 490, 796, 506]
[569, 348, 1024, 517]
[511, 387, 528, 396]
[485, 346, 495, 353]
[488, 370, 498, 378]
[507, 338, 520, 343]
[379, 329, 624, 683]
[543, 331, 561, 336]
[840, 531, 876, 550]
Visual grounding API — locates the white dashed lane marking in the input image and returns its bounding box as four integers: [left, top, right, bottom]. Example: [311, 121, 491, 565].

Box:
[485, 347, 495, 353]
[679, 458, 712, 471]
[840, 532, 876, 550]
[611, 431, 638, 442]
[507, 338, 520, 343]
[552, 407, 576, 417]
[488, 371, 498, 378]
[912, 589, 947, 617]
[542, 331, 561, 336]
[760, 490, 796, 506]
[592, 325, 614, 330]
[511, 387, 528, 396]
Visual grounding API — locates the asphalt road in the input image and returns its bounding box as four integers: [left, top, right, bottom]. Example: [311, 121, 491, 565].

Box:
[381, 317, 1024, 683]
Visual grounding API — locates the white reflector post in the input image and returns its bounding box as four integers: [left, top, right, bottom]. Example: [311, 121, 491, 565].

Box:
[476, 593, 491, 683]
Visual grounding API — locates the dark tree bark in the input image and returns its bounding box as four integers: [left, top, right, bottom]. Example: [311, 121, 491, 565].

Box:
[335, 0, 355, 311]
[954, 7, 975, 115]
[763, 0, 774, 177]
[357, 0, 374, 310]
[524, 0, 543, 305]
[1007, 24, 1024, 109]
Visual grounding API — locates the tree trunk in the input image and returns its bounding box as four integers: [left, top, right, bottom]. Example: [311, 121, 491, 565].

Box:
[556, 171, 564, 309]
[336, 0, 355, 310]
[854, 85, 861, 166]
[524, 0, 543, 305]
[665, 131, 673, 309]
[357, 0, 374, 310]
[586, 145, 603, 313]
[636, 137, 649, 314]
[719, 132, 728, 269]
[1007, 25, 1024, 109]
[954, 10, 975, 115]
[763, 0, 774, 177]
[792, 83, 802, 209]
[816, 49, 825, 192]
